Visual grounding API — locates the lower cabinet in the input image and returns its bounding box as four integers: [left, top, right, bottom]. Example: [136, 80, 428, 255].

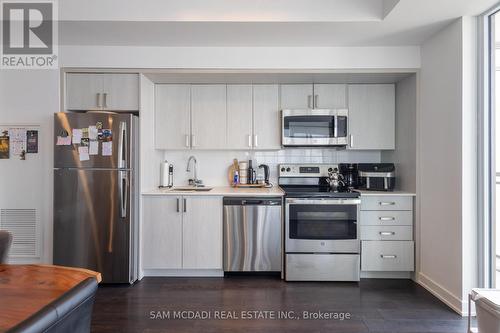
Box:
[360, 195, 415, 273]
[142, 196, 223, 271]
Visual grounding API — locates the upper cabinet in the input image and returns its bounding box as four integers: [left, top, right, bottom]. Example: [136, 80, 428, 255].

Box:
[280, 84, 313, 109]
[191, 85, 227, 150]
[253, 85, 281, 150]
[280, 84, 347, 109]
[155, 85, 191, 150]
[66, 73, 139, 111]
[313, 84, 347, 109]
[226, 85, 253, 149]
[348, 84, 395, 150]
[155, 84, 281, 150]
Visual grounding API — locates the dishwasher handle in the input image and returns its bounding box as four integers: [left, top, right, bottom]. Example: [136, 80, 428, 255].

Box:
[223, 197, 282, 206]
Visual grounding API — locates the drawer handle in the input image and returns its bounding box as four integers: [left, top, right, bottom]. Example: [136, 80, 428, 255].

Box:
[379, 216, 395, 221]
[380, 255, 397, 259]
[379, 201, 396, 206]
[379, 231, 395, 236]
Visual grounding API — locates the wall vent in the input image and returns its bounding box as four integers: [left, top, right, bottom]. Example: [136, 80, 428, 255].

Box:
[0, 209, 38, 257]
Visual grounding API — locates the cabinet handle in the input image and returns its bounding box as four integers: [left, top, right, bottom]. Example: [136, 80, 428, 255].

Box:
[103, 93, 108, 108]
[379, 231, 395, 236]
[380, 254, 397, 259]
[96, 93, 101, 108]
[191, 135, 197, 147]
[307, 95, 312, 108]
[176, 198, 180, 213]
[379, 201, 396, 206]
[350, 134, 354, 148]
[314, 95, 318, 108]
[185, 135, 190, 148]
[183, 198, 187, 212]
[248, 135, 252, 147]
[379, 216, 396, 221]
[254, 135, 258, 148]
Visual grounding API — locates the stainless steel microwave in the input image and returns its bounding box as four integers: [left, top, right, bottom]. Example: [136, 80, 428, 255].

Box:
[281, 109, 348, 147]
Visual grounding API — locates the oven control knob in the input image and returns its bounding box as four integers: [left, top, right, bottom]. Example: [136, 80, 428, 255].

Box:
[286, 167, 291, 172]
[328, 168, 333, 172]
[281, 167, 286, 172]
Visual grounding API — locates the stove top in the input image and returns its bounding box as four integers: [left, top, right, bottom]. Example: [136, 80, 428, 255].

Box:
[280, 186, 360, 199]
[278, 163, 360, 199]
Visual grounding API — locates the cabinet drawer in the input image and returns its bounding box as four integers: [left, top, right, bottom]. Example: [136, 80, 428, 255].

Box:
[360, 226, 412, 241]
[360, 211, 413, 226]
[361, 196, 413, 211]
[361, 241, 414, 271]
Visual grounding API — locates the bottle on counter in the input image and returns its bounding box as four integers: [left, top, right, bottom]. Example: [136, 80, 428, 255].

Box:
[248, 160, 255, 184]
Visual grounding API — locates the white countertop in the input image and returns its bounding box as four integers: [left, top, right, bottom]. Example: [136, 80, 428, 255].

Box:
[143, 185, 285, 197]
[355, 190, 416, 196]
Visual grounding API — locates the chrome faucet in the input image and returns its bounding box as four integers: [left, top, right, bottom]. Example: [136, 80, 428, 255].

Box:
[186, 156, 203, 186]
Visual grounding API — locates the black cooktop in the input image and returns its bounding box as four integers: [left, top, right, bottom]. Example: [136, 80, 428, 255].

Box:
[279, 186, 360, 199]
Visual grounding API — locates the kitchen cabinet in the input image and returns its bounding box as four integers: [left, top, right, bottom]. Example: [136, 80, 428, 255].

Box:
[312, 84, 347, 109]
[226, 85, 253, 149]
[142, 196, 183, 269]
[280, 84, 313, 109]
[348, 84, 395, 150]
[253, 85, 281, 149]
[360, 194, 414, 272]
[66, 73, 139, 111]
[141, 196, 223, 271]
[280, 84, 347, 110]
[182, 196, 223, 269]
[155, 85, 191, 149]
[191, 85, 227, 149]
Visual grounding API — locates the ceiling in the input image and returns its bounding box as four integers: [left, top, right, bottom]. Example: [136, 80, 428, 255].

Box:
[58, 0, 499, 47]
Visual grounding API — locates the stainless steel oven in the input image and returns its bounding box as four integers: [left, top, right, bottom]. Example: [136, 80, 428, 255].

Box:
[285, 198, 360, 253]
[282, 109, 348, 146]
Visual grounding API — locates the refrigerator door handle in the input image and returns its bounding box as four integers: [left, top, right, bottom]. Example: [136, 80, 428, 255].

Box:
[118, 121, 127, 169]
[120, 171, 128, 218]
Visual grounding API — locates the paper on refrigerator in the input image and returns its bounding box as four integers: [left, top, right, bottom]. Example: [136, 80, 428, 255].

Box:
[102, 141, 112, 156]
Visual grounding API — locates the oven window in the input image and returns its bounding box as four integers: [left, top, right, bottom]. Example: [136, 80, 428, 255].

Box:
[288, 204, 357, 240]
[283, 116, 334, 138]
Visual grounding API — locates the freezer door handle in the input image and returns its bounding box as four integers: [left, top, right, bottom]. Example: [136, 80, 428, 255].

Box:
[119, 171, 128, 218]
[118, 121, 127, 169]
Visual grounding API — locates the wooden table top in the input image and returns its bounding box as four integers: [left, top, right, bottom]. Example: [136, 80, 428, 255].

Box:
[0, 264, 101, 332]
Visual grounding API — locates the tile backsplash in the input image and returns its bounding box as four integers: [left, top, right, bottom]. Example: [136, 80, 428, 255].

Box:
[162, 149, 381, 187]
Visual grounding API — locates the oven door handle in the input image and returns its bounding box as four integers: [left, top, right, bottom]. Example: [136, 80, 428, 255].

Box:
[285, 198, 361, 205]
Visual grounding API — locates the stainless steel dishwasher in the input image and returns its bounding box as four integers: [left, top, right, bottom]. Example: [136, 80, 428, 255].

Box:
[223, 197, 282, 272]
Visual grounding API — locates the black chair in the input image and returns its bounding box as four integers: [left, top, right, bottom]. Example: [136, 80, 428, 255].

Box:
[0, 230, 12, 263]
[8, 277, 98, 333]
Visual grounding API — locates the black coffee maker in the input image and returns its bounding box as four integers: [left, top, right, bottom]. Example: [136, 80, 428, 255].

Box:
[339, 163, 359, 189]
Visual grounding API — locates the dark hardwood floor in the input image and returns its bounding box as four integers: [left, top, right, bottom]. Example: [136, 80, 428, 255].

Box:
[91, 277, 468, 333]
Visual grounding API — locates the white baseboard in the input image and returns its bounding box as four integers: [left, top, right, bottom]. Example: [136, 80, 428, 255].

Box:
[361, 271, 412, 279]
[417, 272, 465, 315]
[143, 269, 224, 277]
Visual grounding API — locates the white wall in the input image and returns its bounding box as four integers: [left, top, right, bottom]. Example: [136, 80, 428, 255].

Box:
[418, 17, 477, 315]
[0, 69, 59, 263]
[60, 46, 420, 69]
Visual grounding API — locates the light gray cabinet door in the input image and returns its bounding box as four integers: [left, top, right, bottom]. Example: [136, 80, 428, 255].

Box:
[66, 73, 103, 110]
[280, 84, 313, 109]
[227, 85, 253, 149]
[313, 84, 347, 109]
[155, 85, 191, 149]
[182, 196, 223, 269]
[348, 84, 395, 150]
[102, 74, 139, 110]
[253, 84, 281, 150]
[191, 85, 227, 149]
[142, 196, 183, 269]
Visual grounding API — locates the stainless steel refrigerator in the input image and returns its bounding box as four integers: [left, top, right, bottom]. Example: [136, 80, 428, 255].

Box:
[53, 112, 139, 284]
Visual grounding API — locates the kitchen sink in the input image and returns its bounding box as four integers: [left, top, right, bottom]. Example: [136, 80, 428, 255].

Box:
[170, 186, 213, 192]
